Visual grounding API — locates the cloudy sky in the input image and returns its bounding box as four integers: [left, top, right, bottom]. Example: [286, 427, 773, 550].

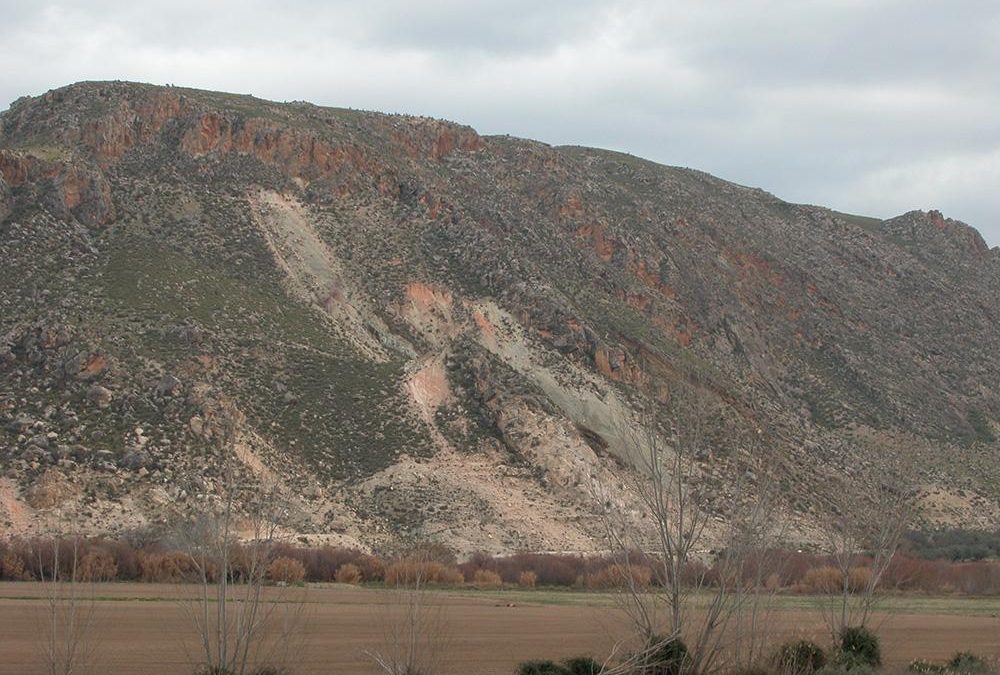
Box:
[2, 0, 998, 245]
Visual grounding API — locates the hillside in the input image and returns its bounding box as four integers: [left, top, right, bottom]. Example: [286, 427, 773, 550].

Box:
[1, 81, 997, 553]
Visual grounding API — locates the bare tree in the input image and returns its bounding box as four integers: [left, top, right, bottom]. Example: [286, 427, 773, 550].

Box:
[176, 403, 307, 675]
[367, 545, 452, 675]
[35, 537, 97, 675]
[821, 440, 917, 638]
[598, 385, 784, 675]
[712, 438, 786, 672]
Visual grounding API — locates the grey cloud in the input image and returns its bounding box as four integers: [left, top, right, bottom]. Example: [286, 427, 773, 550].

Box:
[0, 0, 996, 244]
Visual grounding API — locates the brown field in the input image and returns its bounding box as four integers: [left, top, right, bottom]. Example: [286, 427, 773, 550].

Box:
[1, 582, 998, 674]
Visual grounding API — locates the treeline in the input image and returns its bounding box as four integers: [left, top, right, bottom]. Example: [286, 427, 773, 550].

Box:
[903, 528, 1000, 561]
[1, 537, 998, 595]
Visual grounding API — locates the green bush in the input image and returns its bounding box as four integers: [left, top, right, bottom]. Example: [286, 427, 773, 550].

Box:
[563, 656, 603, 675]
[776, 640, 828, 674]
[947, 652, 989, 674]
[516, 656, 606, 675]
[194, 667, 288, 675]
[517, 660, 568, 675]
[839, 626, 881, 668]
[642, 636, 689, 675]
[815, 664, 875, 675]
[909, 652, 990, 674]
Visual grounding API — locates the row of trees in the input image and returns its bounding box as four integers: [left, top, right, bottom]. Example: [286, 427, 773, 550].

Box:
[13, 536, 989, 592]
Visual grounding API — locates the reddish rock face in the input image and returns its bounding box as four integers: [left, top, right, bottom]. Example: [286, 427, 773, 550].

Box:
[0, 150, 114, 226]
[576, 222, 617, 261]
[178, 113, 391, 196]
[430, 127, 484, 160]
[0, 152, 30, 185]
[593, 344, 643, 384]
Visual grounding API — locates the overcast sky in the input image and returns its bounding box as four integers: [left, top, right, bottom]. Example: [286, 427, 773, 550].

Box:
[2, 0, 998, 245]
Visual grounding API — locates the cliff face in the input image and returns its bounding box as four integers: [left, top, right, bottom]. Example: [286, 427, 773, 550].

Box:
[1, 81, 997, 552]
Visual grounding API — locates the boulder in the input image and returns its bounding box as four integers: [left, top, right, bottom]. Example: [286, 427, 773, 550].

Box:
[87, 384, 113, 408]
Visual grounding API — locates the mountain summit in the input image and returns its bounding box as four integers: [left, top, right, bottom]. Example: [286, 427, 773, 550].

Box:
[1, 81, 997, 552]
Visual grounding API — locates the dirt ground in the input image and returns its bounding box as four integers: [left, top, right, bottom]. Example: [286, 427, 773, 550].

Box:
[1, 582, 997, 674]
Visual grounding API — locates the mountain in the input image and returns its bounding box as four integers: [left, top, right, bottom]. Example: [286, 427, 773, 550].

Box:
[1, 81, 997, 553]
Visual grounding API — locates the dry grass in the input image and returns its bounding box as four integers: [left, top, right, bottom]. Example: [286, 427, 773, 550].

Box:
[0, 583, 997, 674]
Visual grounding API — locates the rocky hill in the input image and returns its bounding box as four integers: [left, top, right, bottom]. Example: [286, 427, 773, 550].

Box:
[1, 81, 997, 554]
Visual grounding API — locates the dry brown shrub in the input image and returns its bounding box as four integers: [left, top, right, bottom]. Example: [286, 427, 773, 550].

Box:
[384, 559, 464, 586]
[848, 566, 873, 592]
[518, 570, 538, 588]
[356, 555, 384, 583]
[472, 569, 502, 589]
[0, 549, 28, 580]
[139, 551, 201, 583]
[267, 556, 306, 585]
[587, 563, 653, 589]
[802, 566, 842, 594]
[79, 550, 118, 582]
[335, 562, 363, 584]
